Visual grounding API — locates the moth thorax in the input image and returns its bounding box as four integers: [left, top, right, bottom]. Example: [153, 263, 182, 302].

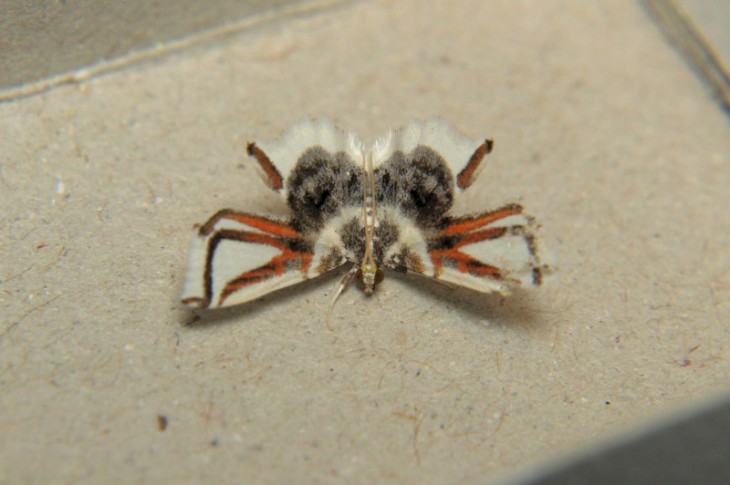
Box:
[364, 197, 378, 226]
[359, 149, 381, 294]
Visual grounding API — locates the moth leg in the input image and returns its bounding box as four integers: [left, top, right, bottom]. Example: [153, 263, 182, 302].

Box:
[330, 265, 359, 308]
[324, 265, 358, 330]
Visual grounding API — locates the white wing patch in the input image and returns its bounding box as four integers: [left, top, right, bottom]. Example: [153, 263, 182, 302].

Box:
[382, 207, 435, 275]
[180, 210, 313, 309]
[373, 120, 475, 169]
[455, 216, 541, 291]
[253, 119, 364, 197]
[426, 204, 551, 296]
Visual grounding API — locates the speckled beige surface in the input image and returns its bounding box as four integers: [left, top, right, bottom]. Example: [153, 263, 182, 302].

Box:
[1, 1, 729, 483]
[0, 0, 314, 92]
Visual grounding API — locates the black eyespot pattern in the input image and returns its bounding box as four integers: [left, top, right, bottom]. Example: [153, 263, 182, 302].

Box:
[287, 147, 361, 233]
[375, 145, 455, 228]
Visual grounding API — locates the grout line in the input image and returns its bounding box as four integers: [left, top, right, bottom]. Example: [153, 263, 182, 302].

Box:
[0, 0, 352, 103]
[641, 0, 730, 114]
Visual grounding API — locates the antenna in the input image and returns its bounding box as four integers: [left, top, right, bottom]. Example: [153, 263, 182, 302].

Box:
[328, 149, 379, 313]
[360, 150, 378, 293]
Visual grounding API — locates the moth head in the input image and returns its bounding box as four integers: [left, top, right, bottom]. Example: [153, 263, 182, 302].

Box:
[357, 264, 385, 294]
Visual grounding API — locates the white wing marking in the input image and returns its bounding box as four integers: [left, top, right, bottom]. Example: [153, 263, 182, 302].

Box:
[371, 120, 479, 181]
[426, 206, 552, 296]
[180, 211, 312, 309]
[253, 119, 364, 197]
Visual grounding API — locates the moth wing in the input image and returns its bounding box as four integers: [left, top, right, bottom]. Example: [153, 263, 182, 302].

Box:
[307, 217, 352, 277]
[371, 119, 489, 190]
[181, 211, 318, 309]
[250, 119, 365, 195]
[427, 206, 553, 295]
[381, 210, 436, 275]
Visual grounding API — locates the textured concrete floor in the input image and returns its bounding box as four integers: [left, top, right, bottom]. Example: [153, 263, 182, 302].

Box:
[1, 1, 729, 483]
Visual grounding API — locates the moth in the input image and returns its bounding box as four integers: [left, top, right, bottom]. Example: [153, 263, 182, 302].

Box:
[181, 119, 553, 309]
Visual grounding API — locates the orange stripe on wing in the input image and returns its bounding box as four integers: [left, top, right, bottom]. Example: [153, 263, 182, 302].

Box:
[441, 204, 523, 236]
[454, 227, 508, 248]
[236, 231, 295, 249]
[200, 209, 299, 238]
[203, 226, 308, 309]
[218, 248, 313, 306]
[229, 214, 299, 238]
[456, 139, 493, 189]
[247, 142, 283, 191]
[429, 248, 503, 279]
